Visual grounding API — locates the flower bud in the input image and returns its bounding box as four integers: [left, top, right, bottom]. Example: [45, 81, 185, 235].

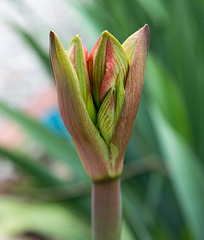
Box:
[88, 31, 129, 144]
[109, 24, 150, 175]
[49, 25, 150, 180]
[67, 35, 97, 124]
[49, 31, 110, 180]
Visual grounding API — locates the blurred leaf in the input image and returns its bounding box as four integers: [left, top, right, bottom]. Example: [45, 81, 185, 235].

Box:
[10, 23, 51, 75]
[123, 183, 154, 240]
[0, 197, 91, 240]
[0, 146, 64, 187]
[145, 173, 164, 213]
[69, 0, 138, 41]
[122, 155, 166, 179]
[0, 101, 86, 179]
[121, 220, 135, 240]
[133, 96, 161, 156]
[136, 0, 169, 24]
[163, 0, 203, 157]
[150, 104, 204, 240]
[145, 53, 192, 144]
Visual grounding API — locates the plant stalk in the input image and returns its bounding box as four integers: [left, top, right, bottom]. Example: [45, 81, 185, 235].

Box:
[92, 177, 121, 240]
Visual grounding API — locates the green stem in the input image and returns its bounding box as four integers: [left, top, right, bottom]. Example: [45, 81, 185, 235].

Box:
[92, 178, 121, 240]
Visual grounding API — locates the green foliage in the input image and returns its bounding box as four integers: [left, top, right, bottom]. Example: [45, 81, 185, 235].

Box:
[151, 105, 204, 240]
[0, 198, 91, 240]
[0, 147, 64, 187]
[0, 101, 86, 179]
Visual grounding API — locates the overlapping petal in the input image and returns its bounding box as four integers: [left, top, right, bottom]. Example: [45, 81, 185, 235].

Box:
[67, 35, 97, 124]
[98, 87, 115, 145]
[88, 31, 128, 108]
[109, 24, 150, 175]
[49, 31, 111, 180]
[88, 31, 129, 145]
[49, 25, 150, 180]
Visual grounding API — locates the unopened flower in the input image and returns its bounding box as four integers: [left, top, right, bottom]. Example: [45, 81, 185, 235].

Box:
[49, 25, 150, 180]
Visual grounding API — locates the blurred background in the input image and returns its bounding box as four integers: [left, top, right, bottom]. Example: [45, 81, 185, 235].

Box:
[0, 0, 204, 239]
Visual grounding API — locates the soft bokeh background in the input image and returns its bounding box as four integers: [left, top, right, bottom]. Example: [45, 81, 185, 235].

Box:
[0, 0, 204, 239]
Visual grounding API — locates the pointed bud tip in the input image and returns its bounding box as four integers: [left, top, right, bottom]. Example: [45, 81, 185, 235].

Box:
[142, 24, 150, 42]
[101, 30, 108, 38]
[50, 31, 54, 43]
[102, 30, 109, 34]
[101, 30, 112, 39]
[68, 35, 83, 49]
[49, 31, 58, 60]
[73, 34, 81, 41]
[49, 30, 61, 49]
[101, 30, 122, 46]
[50, 30, 56, 42]
[143, 24, 150, 32]
[144, 23, 149, 29]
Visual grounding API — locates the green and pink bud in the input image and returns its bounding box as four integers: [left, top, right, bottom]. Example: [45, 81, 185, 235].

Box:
[88, 31, 129, 145]
[49, 25, 150, 181]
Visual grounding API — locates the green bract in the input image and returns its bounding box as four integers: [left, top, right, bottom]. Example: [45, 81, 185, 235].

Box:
[49, 25, 150, 180]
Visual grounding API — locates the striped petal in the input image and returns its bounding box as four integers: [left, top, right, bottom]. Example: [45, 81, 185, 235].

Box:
[122, 28, 144, 64]
[49, 31, 111, 180]
[98, 87, 115, 145]
[67, 35, 97, 124]
[88, 31, 129, 145]
[110, 24, 150, 175]
[88, 31, 129, 111]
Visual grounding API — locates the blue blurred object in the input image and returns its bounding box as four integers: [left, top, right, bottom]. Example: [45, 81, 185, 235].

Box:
[42, 108, 70, 139]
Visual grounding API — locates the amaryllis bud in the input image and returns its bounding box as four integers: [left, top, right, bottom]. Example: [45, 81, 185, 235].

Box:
[88, 31, 129, 145]
[49, 25, 150, 180]
[67, 35, 97, 124]
[109, 24, 150, 175]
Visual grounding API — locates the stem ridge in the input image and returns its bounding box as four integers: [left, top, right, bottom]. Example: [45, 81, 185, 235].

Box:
[92, 178, 121, 240]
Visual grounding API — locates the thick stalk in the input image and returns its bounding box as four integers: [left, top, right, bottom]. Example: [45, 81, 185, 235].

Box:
[92, 177, 121, 240]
